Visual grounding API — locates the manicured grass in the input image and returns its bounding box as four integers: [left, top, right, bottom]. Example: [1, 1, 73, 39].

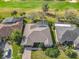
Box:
[12, 43, 22, 59]
[0, 1, 42, 9]
[31, 50, 53, 59]
[0, 1, 79, 19]
[0, 1, 79, 10]
[31, 50, 79, 59]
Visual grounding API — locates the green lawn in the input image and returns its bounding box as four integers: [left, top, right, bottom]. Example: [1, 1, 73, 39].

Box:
[12, 43, 22, 59]
[32, 50, 53, 59]
[0, 1, 79, 10]
[0, 1, 79, 19]
[31, 50, 79, 59]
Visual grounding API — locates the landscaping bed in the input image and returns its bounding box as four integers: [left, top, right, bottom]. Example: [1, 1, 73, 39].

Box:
[31, 50, 52, 59]
[12, 43, 22, 59]
[31, 49, 79, 59]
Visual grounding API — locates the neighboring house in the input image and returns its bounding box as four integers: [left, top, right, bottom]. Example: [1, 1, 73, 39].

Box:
[0, 17, 23, 39]
[21, 23, 53, 47]
[68, 0, 77, 3]
[55, 23, 79, 49]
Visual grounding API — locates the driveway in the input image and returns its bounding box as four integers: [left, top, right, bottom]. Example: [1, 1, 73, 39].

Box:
[22, 48, 31, 59]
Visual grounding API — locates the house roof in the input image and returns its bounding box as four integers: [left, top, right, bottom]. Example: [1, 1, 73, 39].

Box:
[55, 24, 72, 27]
[21, 23, 53, 46]
[55, 23, 76, 43]
[0, 17, 23, 38]
[2, 17, 22, 24]
[61, 30, 78, 43]
[55, 23, 79, 48]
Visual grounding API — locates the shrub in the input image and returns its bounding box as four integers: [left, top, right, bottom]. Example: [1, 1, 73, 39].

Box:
[20, 12, 26, 16]
[45, 48, 60, 58]
[65, 49, 77, 58]
[20, 46, 24, 54]
[63, 41, 74, 48]
[38, 43, 46, 51]
[9, 30, 22, 45]
[11, 10, 18, 16]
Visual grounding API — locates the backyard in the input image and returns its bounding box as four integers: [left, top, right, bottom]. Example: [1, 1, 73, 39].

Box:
[0, 1, 79, 10]
[0, 1, 79, 19]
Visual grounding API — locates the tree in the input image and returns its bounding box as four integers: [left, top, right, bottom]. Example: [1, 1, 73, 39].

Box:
[45, 48, 60, 58]
[38, 43, 46, 50]
[65, 48, 77, 58]
[9, 30, 22, 45]
[46, 17, 56, 45]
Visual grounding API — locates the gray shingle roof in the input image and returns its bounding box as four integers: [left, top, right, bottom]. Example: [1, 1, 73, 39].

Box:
[2, 17, 22, 24]
[55, 24, 76, 43]
[55, 23, 79, 48]
[61, 30, 78, 43]
[21, 24, 53, 47]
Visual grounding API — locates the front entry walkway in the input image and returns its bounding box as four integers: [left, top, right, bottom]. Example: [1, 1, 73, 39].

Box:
[22, 48, 31, 59]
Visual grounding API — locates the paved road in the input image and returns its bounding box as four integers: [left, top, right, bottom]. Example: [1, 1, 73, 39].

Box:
[22, 48, 31, 59]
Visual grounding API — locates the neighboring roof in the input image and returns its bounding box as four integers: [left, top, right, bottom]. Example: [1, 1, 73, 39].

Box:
[61, 30, 78, 43]
[0, 17, 23, 38]
[55, 23, 76, 43]
[55, 23, 79, 47]
[21, 23, 53, 46]
[74, 37, 79, 48]
[37, 20, 48, 26]
[2, 17, 22, 24]
[55, 24, 72, 27]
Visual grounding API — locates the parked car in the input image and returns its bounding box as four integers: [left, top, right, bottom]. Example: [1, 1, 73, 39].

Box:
[3, 49, 12, 59]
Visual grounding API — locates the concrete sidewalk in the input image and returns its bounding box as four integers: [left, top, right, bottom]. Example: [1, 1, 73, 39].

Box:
[22, 48, 31, 59]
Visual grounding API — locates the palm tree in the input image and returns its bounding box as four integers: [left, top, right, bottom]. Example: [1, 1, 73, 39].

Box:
[42, 2, 49, 13]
